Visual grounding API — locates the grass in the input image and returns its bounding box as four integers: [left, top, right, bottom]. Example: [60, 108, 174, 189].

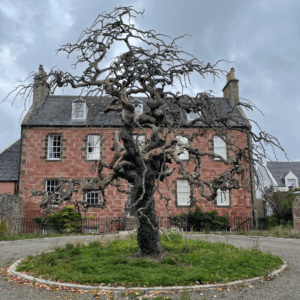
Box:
[16, 231, 283, 287]
[0, 230, 119, 241]
[222, 224, 300, 239]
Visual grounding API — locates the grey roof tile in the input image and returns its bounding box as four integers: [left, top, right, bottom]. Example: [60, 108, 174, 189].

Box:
[22, 96, 248, 127]
[266, 161, 300, 187]
[0, 139, 21, 181]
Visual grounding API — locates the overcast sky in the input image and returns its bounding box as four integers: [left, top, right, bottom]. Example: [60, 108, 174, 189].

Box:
[0, 0, 299, 162]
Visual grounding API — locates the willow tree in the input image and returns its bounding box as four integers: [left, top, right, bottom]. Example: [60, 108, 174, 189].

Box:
[6, 6, 284, 257]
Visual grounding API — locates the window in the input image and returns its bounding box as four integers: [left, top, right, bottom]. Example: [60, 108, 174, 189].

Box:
[133, 134, 145, 147]
[87, 135, 101, 160]
[84, 227, 99, 233]
[45, 180, 58, 192]
[216, 184, 230, 206]
[187, 111, 201, 121]
[176, 136, 189, 160]
[86, 191, 99, 205]
[72, 100, 87, 120]
[177, 180, 190, 206]
[214, 136, 227, 160]
[86, 180, 99, 204]
[134, 103, 143, 115]
[45, 180, 59, 207]
[47, 135, 61, 160]
[288, 179, 296, 190]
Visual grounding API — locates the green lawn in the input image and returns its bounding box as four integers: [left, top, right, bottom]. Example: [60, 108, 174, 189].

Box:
[17, 232, 283, 287]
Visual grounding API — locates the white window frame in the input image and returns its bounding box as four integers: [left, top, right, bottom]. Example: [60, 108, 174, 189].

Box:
[87, 135, 101, 160]
[288, 179, 296, 190]
[47, 135, 61, 160]
[45, 180, 59, 207]
[134, 103, 143, 115]
[176, 136, 189, 160]
[84, 227, 99, 233]
[216, 183, 230, 206]
[187, 111, 201, 121]
[72, 100, 87, 120]
[214, 136, 227, 160]
[133, 134, 145, 147]
[177, 179, 190, 206]
[85, 180, 99, 205]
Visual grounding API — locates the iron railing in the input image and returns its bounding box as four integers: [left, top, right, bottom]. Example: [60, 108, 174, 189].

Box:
[0, 215, 261, 235]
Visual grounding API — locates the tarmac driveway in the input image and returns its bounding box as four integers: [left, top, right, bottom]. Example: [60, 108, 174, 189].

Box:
[0, 233, 298, 299]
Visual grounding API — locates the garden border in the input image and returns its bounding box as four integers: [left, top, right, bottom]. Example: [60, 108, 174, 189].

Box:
[7, 233, 288, 293]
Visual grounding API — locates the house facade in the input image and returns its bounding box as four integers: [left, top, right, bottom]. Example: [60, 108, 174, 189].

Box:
[15, 66, 255, 220]
[0, 139, 21, 195]
[255, 160, 300, 217]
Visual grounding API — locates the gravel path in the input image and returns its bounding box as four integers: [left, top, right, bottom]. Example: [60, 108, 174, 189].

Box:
[0, 234, 298, 299]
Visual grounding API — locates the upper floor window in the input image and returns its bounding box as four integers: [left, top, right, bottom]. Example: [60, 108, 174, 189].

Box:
[72, 100, 87, 120]
[288, 179, 296, 190]
[47, 135, 61, 160]
[87, 135, 100, 160]
[133, 134, 145, 147]
[177, 179, 190, 206]
[216, 184, 230, 206]
[176, 136, 189, 160]
[134, 103, 143, 115]
[214, 136, 227, 160]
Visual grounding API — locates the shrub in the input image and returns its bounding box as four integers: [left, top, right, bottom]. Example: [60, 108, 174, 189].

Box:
[0, 219, 8, 234]
[170, 205, 230, 231]
[263, 187, 300, 226]
[35, 205, 82, 233]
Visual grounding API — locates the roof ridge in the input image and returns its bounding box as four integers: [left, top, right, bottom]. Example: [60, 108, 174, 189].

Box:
[0, 139, 20, 156]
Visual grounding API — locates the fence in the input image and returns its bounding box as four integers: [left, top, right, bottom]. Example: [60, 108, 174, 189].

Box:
[1, 215, 258, 235]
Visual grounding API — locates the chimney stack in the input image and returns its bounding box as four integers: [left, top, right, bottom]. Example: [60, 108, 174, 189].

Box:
[222, 68, 239, 106]
[32, 65, 49, 106]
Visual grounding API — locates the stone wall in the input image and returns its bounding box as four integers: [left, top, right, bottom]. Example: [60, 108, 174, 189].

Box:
[0, 194, 23, 233]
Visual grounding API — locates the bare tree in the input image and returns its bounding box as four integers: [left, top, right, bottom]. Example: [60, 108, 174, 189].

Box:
[5, 6, 285, 257]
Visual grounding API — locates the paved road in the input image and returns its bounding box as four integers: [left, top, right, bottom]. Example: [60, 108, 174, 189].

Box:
[0, 234, 298, 299]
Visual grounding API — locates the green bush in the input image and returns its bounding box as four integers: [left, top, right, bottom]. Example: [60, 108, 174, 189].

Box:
[0, 219, 8, 234]
[263, 187, 300, 227]
[170, 205, 230, 231]
[35, 205, 82, 233]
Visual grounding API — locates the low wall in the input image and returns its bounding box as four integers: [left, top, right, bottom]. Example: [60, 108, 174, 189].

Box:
[0, 194, 23, 233]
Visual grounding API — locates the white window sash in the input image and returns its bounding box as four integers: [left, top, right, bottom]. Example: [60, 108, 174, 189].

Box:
[188, 111, 201, 121]
[133, 135, 145, 147]
[214, 136, 227, 160]
[134, 103, 143, 115]
[176, 136, 189, 160]
[87, 135, 100, 160]
[47, 135, 60, 160]
[177, 180, 190, 205]
[216, 185, 230, 206]
[72, 101, 87, 120]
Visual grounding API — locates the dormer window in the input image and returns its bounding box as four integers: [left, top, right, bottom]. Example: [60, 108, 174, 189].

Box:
[134, 103, 143, 115]
[72, 100, 87, 120]
[187, 111, 201, 121]
[288, 179, 296, 190]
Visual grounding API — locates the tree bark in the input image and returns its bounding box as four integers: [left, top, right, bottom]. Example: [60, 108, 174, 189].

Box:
[135, 171, 164, 257]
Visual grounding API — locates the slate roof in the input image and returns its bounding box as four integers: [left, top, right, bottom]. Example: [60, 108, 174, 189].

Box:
[266, 161, 300, 187]
[0, 139, 21, 181]
[22, 95, 248, 127]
